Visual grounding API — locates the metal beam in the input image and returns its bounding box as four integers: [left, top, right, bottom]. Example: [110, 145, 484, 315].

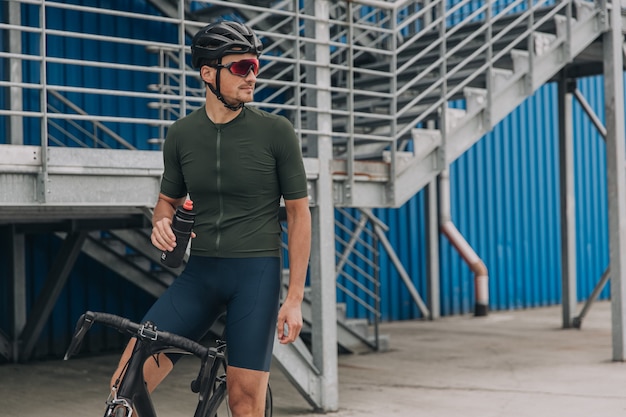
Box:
[0, 329, 10, 361]
[307, 0, 339, 411]
[362, 208, 430, 317]
[18, 231, 87, 362]
[603, 1, 626, 361]
[557, 74, 577, 328]
[573, 267, 610, 329]
[9, 227, 26, 362]
[426, 180, 441, 320]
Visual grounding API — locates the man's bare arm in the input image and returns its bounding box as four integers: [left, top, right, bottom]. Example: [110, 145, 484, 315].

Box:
[277, 196, 311, 344]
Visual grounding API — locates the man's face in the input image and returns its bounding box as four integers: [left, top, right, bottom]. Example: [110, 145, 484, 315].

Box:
[205, 53, 258, 105]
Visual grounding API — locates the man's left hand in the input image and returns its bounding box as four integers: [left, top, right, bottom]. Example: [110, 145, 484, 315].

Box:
[276, 299, 303, 344]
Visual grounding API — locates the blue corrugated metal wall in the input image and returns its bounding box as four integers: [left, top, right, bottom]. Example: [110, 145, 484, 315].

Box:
[447, 84, 564, 313]
[337, 75, 611, 321]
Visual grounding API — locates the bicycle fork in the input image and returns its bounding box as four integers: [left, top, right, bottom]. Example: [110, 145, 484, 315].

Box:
[104, 386, 134, 417]
[104, 387, 133, 417]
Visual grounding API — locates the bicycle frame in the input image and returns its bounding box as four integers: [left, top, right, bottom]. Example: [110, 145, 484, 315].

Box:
[108, 333, 168, 417]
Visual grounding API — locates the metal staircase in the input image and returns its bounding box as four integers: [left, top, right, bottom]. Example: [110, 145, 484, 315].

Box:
[328, 0, 609, 207]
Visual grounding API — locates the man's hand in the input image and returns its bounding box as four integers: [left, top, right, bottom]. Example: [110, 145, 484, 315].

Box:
[151, 216, 176, 252]
[151, 217, 197, 252]
[276, 299, 303, 344]
[150, 194, 196, 252]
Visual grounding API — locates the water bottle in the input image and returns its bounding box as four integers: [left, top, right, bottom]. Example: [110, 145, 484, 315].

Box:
[161, 199, 195, 268]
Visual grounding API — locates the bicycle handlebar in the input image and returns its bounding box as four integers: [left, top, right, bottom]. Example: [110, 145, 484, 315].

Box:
[64, 311, 211, 361]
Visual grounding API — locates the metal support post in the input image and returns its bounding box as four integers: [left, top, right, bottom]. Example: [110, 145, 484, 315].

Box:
[10, 227, 27, 362]
[370, 218, 430, 318]
[603, 1, 626, 361]
[569, 73, 611, 329]
[307, 0, 339, 410]
[360, 208, 429, 318]
[557, 73, 577, 328]
[573, 267, 610, 329]
[426, 180, 441, 320]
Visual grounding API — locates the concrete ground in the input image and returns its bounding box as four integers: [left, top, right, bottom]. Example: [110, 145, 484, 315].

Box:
[1, 300, 625, 417]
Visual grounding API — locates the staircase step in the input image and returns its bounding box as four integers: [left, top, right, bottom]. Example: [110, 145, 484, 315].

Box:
[343, 318, 370, 339]
[491, 67, 515, 91]
[336, 302, 348, 322]
[368, 333, 390, 352]
[98, 235, 127, 254]
[444, 108, 467, 133]
[575, 0, 596, 21]
[553, 14, 570, 40]
[510, 49, 530, 73]
[125, 253, 152, 271]
[463, 87, 487, 114]
[533, 32, 558, 57]
[408, 128, 442, 162]
[299, 320, 390, 354]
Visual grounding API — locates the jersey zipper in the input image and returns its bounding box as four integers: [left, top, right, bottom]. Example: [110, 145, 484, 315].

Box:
[215, 126, 223, 255]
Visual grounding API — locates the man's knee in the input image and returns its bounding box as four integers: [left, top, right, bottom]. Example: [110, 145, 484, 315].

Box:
[228, 393, 267, 417]
[227, 366, 269, 417]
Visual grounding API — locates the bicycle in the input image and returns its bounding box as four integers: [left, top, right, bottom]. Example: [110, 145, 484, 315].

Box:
[64, 311, 272, 417]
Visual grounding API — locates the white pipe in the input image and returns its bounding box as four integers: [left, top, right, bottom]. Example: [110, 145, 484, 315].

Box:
[440, 169, 489, 316]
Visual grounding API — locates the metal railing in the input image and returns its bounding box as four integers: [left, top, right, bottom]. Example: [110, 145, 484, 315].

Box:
[3, 0, 592, 151]
[335, 208, 381, 341]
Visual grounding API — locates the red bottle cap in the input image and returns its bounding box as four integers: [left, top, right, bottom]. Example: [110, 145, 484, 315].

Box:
[183, 200, 193, 211]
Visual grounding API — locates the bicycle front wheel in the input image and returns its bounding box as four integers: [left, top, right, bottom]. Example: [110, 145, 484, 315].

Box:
[103, 404, 130, 417]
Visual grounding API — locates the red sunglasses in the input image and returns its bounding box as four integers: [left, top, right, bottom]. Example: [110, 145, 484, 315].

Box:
[215, 58, 260, 77]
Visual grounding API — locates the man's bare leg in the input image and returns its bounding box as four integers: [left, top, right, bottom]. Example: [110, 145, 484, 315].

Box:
[227, 366, 270, 417]
[110, 338, 174, 394]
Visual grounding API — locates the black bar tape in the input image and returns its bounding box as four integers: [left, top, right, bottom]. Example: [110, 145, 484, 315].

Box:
[85, 311, 210, 359]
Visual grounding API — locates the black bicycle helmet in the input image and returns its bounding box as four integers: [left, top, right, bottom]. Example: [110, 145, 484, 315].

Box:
[191, 21, 263, 69]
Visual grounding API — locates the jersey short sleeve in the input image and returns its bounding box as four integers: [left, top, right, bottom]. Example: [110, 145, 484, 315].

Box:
[273, 115, 308, 201]
[160, 122, 188, 199]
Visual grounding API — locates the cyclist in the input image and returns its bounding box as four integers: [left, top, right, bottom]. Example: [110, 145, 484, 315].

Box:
[111, 21, 311, 417]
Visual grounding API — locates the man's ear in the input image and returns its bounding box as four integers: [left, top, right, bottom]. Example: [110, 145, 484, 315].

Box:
[200, 65, 214, 84]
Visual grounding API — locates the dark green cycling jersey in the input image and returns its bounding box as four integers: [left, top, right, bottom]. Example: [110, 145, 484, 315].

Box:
[160, 105, 308, 258]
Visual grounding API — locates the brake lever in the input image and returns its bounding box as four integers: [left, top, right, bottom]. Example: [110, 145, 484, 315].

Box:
[191, 352, 209, 394]
[63, 312, 95, 360]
